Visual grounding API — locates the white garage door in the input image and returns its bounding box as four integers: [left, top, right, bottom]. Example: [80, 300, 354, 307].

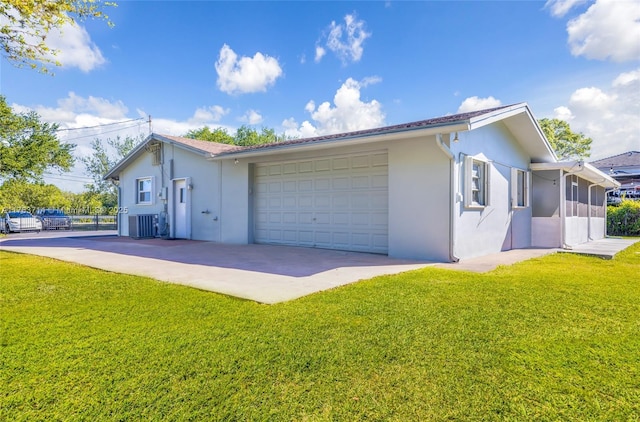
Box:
[254, 151, 388, 253]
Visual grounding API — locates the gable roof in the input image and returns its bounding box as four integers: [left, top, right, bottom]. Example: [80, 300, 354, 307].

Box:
[210, 102, 557, 163]
[105, 103, 558, 181]
[104, 133, 240, 181]
[590, 151, 640, 169]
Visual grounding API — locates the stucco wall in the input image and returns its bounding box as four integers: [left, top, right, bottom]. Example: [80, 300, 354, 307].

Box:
[451, 122, 532, 260]
[218, 138, 450, 260]
[169, 145, 221, 241]
[387, 136, 450, 261]
[118, 143, 221, 240]
[119, 148, 165, 236]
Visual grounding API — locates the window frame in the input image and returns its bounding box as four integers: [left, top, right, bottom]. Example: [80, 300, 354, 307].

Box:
[136, 177, 153, 205]
[464, 156, 490, 209]
[511, 168, 530, 209]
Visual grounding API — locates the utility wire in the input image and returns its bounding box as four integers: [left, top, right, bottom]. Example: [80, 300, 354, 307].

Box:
[55, 117, 146, 132]
[60, 122, 146, 142]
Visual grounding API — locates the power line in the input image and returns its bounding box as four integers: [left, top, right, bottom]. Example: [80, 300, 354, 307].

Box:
[60, 122, 147, 142]
[55, 117, 146, 132]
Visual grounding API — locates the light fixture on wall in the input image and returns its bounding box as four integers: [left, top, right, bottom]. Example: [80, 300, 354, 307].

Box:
[234, 159, 239, 164]
[187, 183, 193, 190]
[453, 132, 459, 143]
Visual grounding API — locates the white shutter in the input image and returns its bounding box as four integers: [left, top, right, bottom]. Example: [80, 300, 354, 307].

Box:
[484, 161, 491, 206]
[525, 171, 531, 207]
[510, 167, 518, 208]
[464, 156, 474, 208]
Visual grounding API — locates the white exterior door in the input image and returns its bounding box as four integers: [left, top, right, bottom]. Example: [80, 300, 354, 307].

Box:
[173, 179, 188, 239]
[253, 152, 388, 253]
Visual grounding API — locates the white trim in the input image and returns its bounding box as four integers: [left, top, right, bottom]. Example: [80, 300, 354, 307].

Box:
[170, 177, 192, 239]
[511, 168, 530, 208]
[464, 156, 489, 209]
[136, 176, 154, 205]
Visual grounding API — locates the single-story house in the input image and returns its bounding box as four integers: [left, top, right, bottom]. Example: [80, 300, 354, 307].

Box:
[591, 151, 640, 202]
[104, 103, 619, 261]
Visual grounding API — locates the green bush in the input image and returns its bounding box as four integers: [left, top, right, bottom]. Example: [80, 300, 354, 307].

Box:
[608, 199, 640, 236]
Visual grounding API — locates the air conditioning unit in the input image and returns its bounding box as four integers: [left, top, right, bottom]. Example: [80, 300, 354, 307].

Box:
[128, 214, 156, 239]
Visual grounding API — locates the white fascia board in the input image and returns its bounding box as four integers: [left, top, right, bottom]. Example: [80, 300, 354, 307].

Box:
[207, 122, 470, 161]
[531, 162, 620, 188]
[469, 103, 557, 163]
[467, 103, 529, 129]
[104, 133, 212, 181]
[104, 134, 155, 181]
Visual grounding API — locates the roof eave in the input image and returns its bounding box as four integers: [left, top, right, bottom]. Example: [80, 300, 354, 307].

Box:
[104, 133, 216, 181]
[531, 161, 621, 189]
[208, 121, 471, 161]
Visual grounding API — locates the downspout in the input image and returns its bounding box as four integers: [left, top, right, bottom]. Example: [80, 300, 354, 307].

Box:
[117, 185, 122, 236]
[218, 160, 223, 243]
[436, 134, 460, 262]
[561, 162, 585, 249]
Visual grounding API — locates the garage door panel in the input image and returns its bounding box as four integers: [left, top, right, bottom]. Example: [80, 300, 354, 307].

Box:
[372, 174, 388, 188]
[299, 180, 313, 192]
[315, 159, 331, 172]
[315, 195, 331, 207]
[254, 151, 388, 253]
[283, 163, 297, 174]
[283, 181, 297, 192]
[333, 157, 349, 170]
[352, 176, 369, 189]
[315, 212, 330, 224]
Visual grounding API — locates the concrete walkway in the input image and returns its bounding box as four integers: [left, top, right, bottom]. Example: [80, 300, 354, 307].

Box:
[558, 237, 639, 259]
[1, 232, 636, 303]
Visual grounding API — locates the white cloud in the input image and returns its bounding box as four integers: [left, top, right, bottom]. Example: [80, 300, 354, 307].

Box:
[0, 11, 105, 72]
[12, 94, 238, 192]
[240, 109, 263, 125]
[46, 21, 106, 72]
[316, 14, 370, 64]
[189, 105, 229, 124]
[553, 105, 574, 121]
[544, 0, 588, 18]
[283, 77, 385, 138]
[215, 44, 283, 95]
[553, 0, 640, 62]
[314, 46, 326, 63]
[550, 68, 640, 159]
[457, 96, 502, 113]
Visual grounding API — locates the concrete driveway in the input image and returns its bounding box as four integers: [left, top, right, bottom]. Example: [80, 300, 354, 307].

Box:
[4, 232, 631, 303]
[0, 231, 432, 303]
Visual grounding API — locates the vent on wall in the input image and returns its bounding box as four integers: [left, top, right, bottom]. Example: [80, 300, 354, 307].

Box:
[146, 142, 162, 166]
[129, 214, 156, 239]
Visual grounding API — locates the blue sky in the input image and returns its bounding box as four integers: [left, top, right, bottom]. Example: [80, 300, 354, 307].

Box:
[1, 0, 639, 191]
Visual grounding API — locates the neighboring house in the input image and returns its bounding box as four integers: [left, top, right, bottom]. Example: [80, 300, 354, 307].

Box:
[590, 151, 640, 202]
[105, 103, 618, 261]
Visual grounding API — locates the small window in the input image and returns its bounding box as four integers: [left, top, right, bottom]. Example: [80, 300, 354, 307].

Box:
[137, 177, 152, 205]
[464, 156, 489, 208]
[179, 187, 186, 204]
[511, 168, 530, 208]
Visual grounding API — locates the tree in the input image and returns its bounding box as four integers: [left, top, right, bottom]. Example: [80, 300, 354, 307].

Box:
[0, 95, 75, 181]
[1, 0, 115, 73]
[538, 118, 592, 160]
[0, 179, 71, 211]
[184, 126, 234, 144]
[80, 134, 141, 209]
[184, 125, 289, 146]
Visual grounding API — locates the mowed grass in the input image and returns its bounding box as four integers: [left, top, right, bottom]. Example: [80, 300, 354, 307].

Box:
[1, 244, 639, 421]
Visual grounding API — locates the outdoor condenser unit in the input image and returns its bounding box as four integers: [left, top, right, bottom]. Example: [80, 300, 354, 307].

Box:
[128, 214, 156, 239]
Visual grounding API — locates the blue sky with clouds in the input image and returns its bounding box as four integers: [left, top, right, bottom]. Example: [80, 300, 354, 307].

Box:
[1, 0, 639, 191]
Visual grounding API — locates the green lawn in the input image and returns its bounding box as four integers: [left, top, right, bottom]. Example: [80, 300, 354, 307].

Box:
[1, 244, 639, 421]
